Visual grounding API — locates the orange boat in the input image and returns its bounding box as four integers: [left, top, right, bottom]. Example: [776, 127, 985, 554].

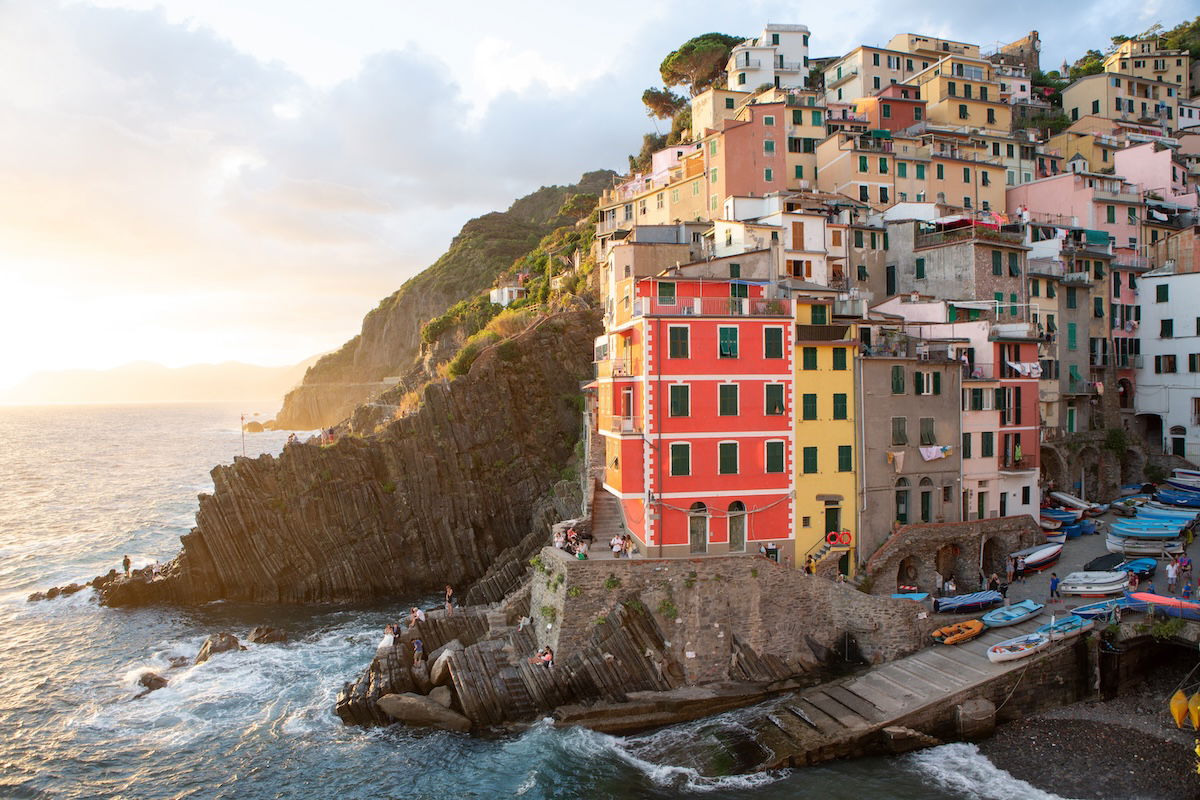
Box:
[932, 619, 984, 646]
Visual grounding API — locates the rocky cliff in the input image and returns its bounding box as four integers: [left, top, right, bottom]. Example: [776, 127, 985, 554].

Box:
[272, 171, 613, 429]
[97, 310, 600, 606]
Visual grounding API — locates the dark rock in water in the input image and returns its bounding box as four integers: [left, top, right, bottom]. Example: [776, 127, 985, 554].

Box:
[92, 311, 599, 608]
[167, 656, 190, 669]
[26, 591, 46, 603]
[377, 692, 471, 732]
[45, 587, 60, 600]
[60, 583, 84, 596]
[196, 633, 242, 664]
[246, 626, 288, 645]
[138, 672, 168, 692]
[243, 421, 265, 433]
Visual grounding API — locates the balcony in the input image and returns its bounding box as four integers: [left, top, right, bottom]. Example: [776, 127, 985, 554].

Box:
[633, 296, 793, 318]
[1000, 456, 1036, 472]
[609, 416, 642, 434]
[827, 68, 858, 89]
[916, 226, 1024, 248]
[1062, 271, 1093, 285]
[1065, 379, 1097, 395]
[1115, 353, 1143, 369]
[1093, 188, 1141, 204]
[775, 59, 805, 72]
[735, 57, 762, 69]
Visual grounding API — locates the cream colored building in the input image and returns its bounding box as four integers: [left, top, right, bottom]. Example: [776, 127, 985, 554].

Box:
[1105, 36, 1192, 97]
[1061, 72, 1181, 133]
[887, 33, 980, 61]
[823, 46, 925, 105]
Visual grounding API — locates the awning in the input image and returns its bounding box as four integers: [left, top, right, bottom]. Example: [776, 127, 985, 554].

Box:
[1084, 229, 1110, 246]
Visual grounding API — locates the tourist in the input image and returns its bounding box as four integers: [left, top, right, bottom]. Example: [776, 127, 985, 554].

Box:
[804, 556, 815, 575]
[622, 535, 634, 558]
[1167, 559, 1179, 594]
[611, 534, 623, 558]
[540, 647, 554, 669]
[553, 529, 565, 549]
[409, 606, 426, 627]
[1015, 556, 1026, 583]
[987, 573, 1001, 592]
[1005, 556, 1015, 585]
[1181, 553, 1193, 582]
[122, 554, 131, 577]
[934, 572, 944, 597]
[445, 585, 454, 616]
[1185, 581, 1194, 600]
[412, 638, 424, 664]
[1129, 571, 1139, 592]
[1049, 572, 1061, 604]
[944, 576, 957, 595]
[286, 433, 297, 446]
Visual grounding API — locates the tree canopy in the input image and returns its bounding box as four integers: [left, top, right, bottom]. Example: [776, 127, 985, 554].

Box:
[1164, 16, 1200, 59]
[659, 32, 743, 96]
[641, 87, 687, 119]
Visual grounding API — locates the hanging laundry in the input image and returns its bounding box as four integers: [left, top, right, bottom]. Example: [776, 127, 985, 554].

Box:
[887, 450, 906, 473]
[919, 446, 948, 461]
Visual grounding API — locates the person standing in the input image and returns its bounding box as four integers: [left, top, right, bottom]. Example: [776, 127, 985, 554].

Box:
[444, 585, 454, 616]
[1005, 556, 1015, 585]
[412, 638, 424, 664]
[1016, 556, 1026, 582]
[1167, 559, 1179, 594]
[122, 555, 131, 577]
[1049, 572, 1061, 603]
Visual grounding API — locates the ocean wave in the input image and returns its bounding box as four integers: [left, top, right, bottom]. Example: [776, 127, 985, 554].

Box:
[907, 742, 1082, 800]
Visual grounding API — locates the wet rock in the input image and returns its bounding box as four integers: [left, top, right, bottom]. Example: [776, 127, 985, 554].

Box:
[429, 641, 462, 687]
[246, 626, 288, 645]
[26, 591, 46, 603]
[195, 632, 242, 664]
[243, 421, 265, 433]
[45, 587, 60, 600]
[167, 656, 190, 669]
[377, 692, 471, 732]
[60, 583, 84, 596]
[138, 672, 168, 692]
[429, 686, 453, 708]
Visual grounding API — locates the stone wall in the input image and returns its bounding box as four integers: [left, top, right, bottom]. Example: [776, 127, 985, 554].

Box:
[531, 547, 941, 681]
[863, 515, 1043, 595]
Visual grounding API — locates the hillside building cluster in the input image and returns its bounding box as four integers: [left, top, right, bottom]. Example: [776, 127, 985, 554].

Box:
[586, 24, 1200, 573]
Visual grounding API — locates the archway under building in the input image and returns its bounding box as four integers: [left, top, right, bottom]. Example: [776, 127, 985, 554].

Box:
[1134, 413, 1164, 455]
[935, 543, 961, 581]
[727, 501, 746, 553]
[1040, 445, 1070, 493]
[1078, 446, 1102, 500]
[981, 536, 1005, 580]
[897, 555, 919, 590]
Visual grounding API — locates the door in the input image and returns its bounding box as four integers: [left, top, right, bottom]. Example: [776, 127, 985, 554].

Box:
[886, 265, 897, 296]
[1000, 492, 1008, 517]
[895, 490, 909, 524]
[728, 503, 746, 552]
[920, 491, 932, 523]
[1174, 437, 1187, 457]
[962, 490, 970, 521]
[977, 491, 987, 521]
[689, 510, 708, 554]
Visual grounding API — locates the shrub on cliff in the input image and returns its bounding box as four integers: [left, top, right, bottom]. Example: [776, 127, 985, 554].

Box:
[447, 331, 500, 378]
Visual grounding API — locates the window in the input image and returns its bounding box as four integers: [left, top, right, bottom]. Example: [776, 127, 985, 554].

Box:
[880, 186, 889, 203]
[832, 348, 847, 370]
[936, 163, 944, 180]
[669, 384, 690, 417]
[718, 442, 738, 475]
[920, 417, 935, 445]
[764, 168, 773, 182]
[891, 416, 907, 445]
[763, 115, 775, 126]
[658, 282, 676, 304]
[670, 443, 690, 475]
[729, 262, 740, 279]
[1157, 284, 1170, 302]
[794, 165, 804, 179]
[963, 167, 971, 183]
[726, 97, 736, 110]
[872, 52, 880, 66]
[765, 384, 785, 415]
[802, 347, 817, 370]
[1155, 355, 1178, 373]
[1066, 287, 1077, 309]
[879, 157, 889, 174]
[802, 446, 818, 474]
[1162, 319, 1174, 338]
[1008, 252, 1020, 277]
[766, 441, 785, 473]
[891, 365, 905, 394]
[882, 103, 892, 118]
[914, 107, 923, 121]
[1031, 279, 1040, 297]
[764, 327, 783, 359]
[859, 185, 870, 202]
[811, 110, 822, 126]
[948, 81, 957, 96]
[981, 431, 994, 458]
[792, 109, 802, 124]
[1094, 297, 1105, 318]
[764, 139, 775, 154]
[1067, 322, 1077, 351]
[989, 250, 1001, 276]
[1189, 354, 1200, 373]
[1106, 205, 1115, 224]
[811, 304, 828, 325]
[833, 393, 848, 420]
[962, 432, 972, 458]
[738, 72, 746, 85]
[668, 326, 689, 358]
[1047, 282, 1056, 299]
[718, 326, 738, 357]
[837, 445, 853, 472]
[958, 104, 969, 119]
[898, 162, 907, 178]
[802, 393, 817, 420]
[1094, 260, 1105, 279]
[719, 384, 738, 416]
[859, 156, 868, 173]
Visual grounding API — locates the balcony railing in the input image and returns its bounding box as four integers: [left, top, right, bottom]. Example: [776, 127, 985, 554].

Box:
[610, 416, 642, 434]
[827, 68, 858, 88]
[1115, 353, 1143, 369]
[735, 57, 762, 69]
[634, 296, 793, 317]
[1001, 456, 1035, 471]
[1093, 188, 1141, 204]
[916, 227, 1024, 248]
[1062, 271, 1093, 285]
[1066, 379, 1097, 395]
[776, 59, 805, 71]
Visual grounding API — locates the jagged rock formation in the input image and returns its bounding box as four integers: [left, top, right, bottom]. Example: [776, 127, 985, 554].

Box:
[272, 171, 614, 429]
[92, 311, 599, 607]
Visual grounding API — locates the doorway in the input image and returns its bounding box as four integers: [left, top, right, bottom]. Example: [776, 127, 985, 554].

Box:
[728, 501, 746, 552]
[688, 503, 708, 554]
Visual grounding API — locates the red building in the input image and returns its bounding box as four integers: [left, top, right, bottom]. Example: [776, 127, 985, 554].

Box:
[855, 84, 927, 133]
[993, 328, 1041, 515]
[594, 275, 795, 558]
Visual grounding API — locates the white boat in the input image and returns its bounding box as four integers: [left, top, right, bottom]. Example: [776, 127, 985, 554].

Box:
[1012, 543, 1063, 572]
[1036, 614, 1095, 641]
[1057, 571, 1130, 597]
[1044, 531, 1067, 544]
[1039, 516, 1062, 530]
[1105, 535, 1184, 556]
[987, 632, 1051, 663]
[1050, 491, 1102, 512]
[1172, 468, 1200, 480]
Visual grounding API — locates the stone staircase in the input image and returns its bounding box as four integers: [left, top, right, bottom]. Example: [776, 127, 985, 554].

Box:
[590, 480, 626, 542]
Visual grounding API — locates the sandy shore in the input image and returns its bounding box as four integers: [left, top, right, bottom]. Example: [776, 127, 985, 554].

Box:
[979, 659, 1200, 800]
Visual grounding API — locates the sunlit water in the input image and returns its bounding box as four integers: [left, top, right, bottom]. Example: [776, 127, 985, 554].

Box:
[0, 403, 1072, 799]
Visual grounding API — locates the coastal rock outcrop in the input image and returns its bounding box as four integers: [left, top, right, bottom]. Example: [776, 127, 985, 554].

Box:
[377, 692, 472, 733]
[92, 311, 599, 607]
[246, 626, 288, 645]
[195, 633, 242, 664]
[136, 671, 168, 696]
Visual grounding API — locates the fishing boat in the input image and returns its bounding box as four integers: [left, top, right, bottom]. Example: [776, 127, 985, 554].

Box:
[1070, 596, 1144, 620]
[1147, 500, 1200, 513]
[1041, 507, 1083, 523]
[932, 619, 984, 645]
[1044, 531, 1067, 545]
[1155, 491, 1200, 509]
[1172, 468, 1200, 481]
[1039, 516, 1063, 530]
[1050, 491, 1099, 511]
[1134, 506, 1200, 521]
[981, 599, 1044, 628]
[1057, 571, 1130, 597]
[1129, 592, 1200, 622]
[1108, 524, 1184, 540]
[1166, 477, 1200, 493]
[1084, 555, 1157, 577]
[987, 632, 1051, 664]
[1105, 535, 1185, 556]
[1036, 614, 1095, 641]
[934, 589, 1003, 613]
[890, 592, 929, 602]
[1011, 543, 1063, 573]
[1172, 690, 1189, 728]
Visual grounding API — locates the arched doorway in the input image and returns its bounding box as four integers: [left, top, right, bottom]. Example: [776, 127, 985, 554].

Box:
[936, 543, 961, 581]
[1078, 446, 1101, 499]
[919, 478, 934, 523]
[1117, 378, 1133, 410]
[981, 537, 1003, 579]
[727, 501, 746, 552]
[1122, 447, 1145, 485]
[897, 555, 919, 590]
[688, 502, 708, 554]
[1135, 413, 1163, 453]
[1170, 426, 1187, 458]
[1040, 445, 1069, 493]
[895, 478, 910, 525]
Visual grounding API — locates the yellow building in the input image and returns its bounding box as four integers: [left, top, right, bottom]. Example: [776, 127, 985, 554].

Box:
[1061, 72, 1180, 132]
[691, 87, 752, 139]
[1105, 36, 1192, 97]
[886, 33, 980, 61]
[1047, 119, 1123, 173]
[794, 296, 859, 574]
[909, 56, 1011, 134]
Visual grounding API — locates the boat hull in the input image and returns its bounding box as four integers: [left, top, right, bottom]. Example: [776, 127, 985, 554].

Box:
[987, 633, 1051, 663]
[981, 599, 1045, 628]
[1036, 614, 1095, 641]
[1105, 536, 1184, 556]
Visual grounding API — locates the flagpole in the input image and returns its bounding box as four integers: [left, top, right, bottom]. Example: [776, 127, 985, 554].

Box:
[240, 413, 246, 458]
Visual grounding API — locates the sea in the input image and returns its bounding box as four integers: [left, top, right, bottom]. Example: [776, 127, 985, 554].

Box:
[0, 403, 1075, 799]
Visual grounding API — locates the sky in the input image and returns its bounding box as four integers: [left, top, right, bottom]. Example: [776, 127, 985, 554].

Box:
[0, 0, 1193, 391]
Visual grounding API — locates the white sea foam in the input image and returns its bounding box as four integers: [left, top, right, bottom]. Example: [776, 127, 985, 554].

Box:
[908, 742, 1082, 800]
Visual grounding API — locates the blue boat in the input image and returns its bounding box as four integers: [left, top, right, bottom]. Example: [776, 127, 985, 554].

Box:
[1042, 508, 1081, 521]
[1036, 614, 1095, 641]
[1156, 491, 1200, 509]
[1062, 523, 1083, 539]
[1070, 596, 1145, 619]
[891, 592, 929, 602]
[1078, 520, 1098, 535]
[1166, 479, 1200, 493]
[934, 589, 1003, 613]
[1108, 528, 1184, 541]
[1135, 506, 1200, 521]
[981, 599, 1045, 628]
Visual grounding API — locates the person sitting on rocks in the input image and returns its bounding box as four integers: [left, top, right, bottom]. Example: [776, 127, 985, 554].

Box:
[553, 529, 565, 549]
[540, 647, 553, 669]
[409, 607, 426, 627]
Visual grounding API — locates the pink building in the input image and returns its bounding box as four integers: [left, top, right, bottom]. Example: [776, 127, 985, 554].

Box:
[1113, 141, 1197, 209]
[1006, 171, 1143, 261]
